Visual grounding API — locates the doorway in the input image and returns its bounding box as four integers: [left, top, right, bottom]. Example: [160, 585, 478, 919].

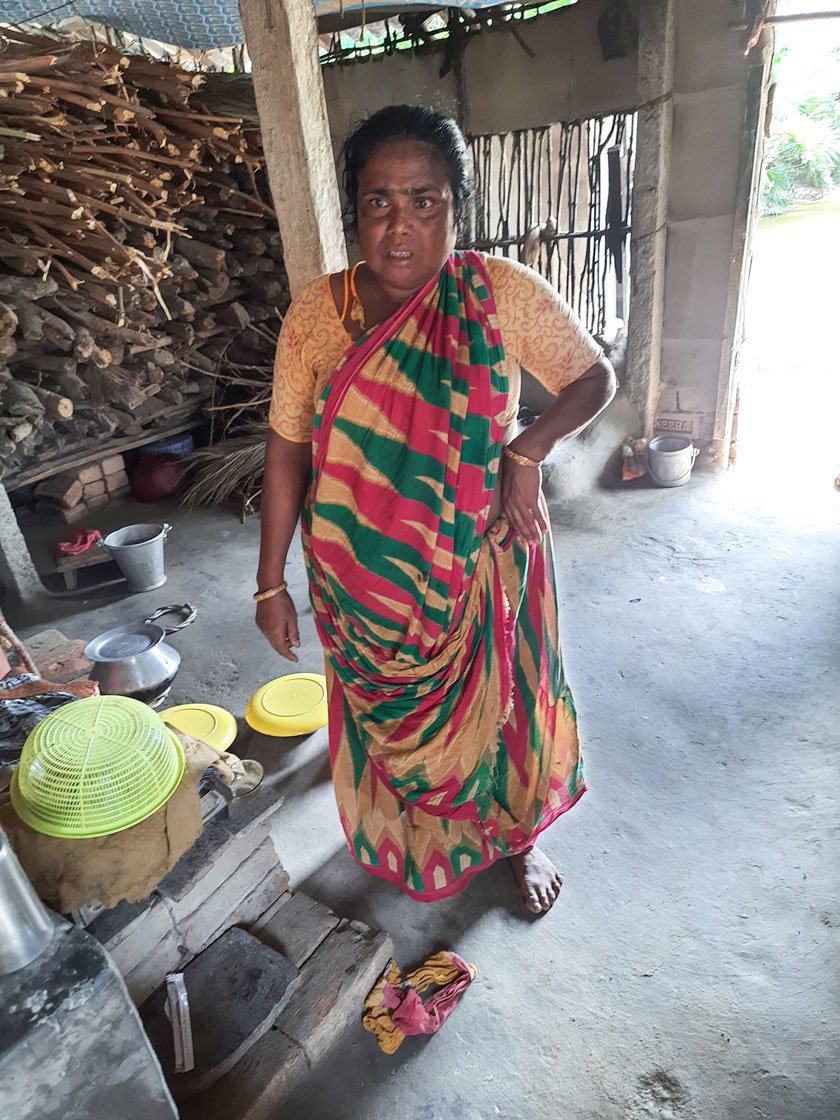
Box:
[736, 5, 840, 501]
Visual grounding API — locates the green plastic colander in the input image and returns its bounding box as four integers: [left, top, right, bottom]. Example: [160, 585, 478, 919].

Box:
[10, 695, 185, 840]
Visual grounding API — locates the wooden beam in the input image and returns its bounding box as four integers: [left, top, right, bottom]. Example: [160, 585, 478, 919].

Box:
[4, 416, 204, 491]
[240, 0, 347, 296]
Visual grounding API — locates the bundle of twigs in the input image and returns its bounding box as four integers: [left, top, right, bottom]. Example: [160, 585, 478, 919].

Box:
[0, 28, 288, 482]
[182, 422, 266, 518]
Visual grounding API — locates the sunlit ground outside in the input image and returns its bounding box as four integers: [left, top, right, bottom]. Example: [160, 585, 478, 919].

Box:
[734, 196, 840, 519]
[727, 3, 839, 521]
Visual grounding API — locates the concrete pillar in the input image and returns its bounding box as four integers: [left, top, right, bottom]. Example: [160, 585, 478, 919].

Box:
[710, 56, 772, 469]
[625, 0, 676, 437]
[239, 0, 347, 295]
[0, 483, 43, 604]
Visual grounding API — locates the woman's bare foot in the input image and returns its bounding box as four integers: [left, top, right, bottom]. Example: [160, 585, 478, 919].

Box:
[509, 847, 563, 915]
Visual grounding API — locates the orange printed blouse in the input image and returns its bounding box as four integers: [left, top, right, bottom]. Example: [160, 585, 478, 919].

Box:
[269, 253, 603, 442]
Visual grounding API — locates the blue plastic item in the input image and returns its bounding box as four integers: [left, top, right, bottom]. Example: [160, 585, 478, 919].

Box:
[138, 433, 195, 459]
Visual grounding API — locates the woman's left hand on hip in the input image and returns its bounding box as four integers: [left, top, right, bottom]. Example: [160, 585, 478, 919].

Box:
[501, 458, 549, 543]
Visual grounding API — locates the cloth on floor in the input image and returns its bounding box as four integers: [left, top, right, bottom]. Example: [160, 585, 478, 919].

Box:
[0, 673, 100, 765]
[362, 951, 477, 1054]
[0, 732, 220, 912]
[56, 528, 102, 557]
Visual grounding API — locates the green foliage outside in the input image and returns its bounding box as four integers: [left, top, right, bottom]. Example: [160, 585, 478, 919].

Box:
[762, 44, 840, 216]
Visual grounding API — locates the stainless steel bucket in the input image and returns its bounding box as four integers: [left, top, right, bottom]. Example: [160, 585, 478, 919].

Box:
[103, 522, 171, 592]
[0, 824, 53, 975]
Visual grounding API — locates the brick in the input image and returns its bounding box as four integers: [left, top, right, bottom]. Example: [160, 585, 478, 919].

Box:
[36, 500, 88, 525]
[36, 473, 82, 509]
[102, 454, 126, 476]
[654, 412, 700, 440]
[35, 643, 92, 684]
[85, 493, 109, 511]
[183, 920, 393, 1120]
[143, 928, 299, 1098]
[84, 479, 106, 498]
[676, 386, 717, 414]
[174, 840, 288, 957]
[657, 385, 678, 413]
[106, 470, 130, 493]
[77, 463, 102, 485]
[252, 891, 339, 969]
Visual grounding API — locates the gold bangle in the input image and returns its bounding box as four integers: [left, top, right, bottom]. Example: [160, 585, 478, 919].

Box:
[503, 445, 542, 469]
[253, 582, 288, 603]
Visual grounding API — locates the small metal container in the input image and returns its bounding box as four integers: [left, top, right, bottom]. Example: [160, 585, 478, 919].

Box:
[0, 825, 53, 975]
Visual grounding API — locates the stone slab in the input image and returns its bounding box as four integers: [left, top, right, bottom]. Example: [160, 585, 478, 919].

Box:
[174, 839, 289, 958]
[252, 889, 340, 968]
[158, 785, 282, 904]
[143, 927, 299, 1097]
[662, 215, 736, 341]
[1, 921, 177, 1120]
[669, 85, 747, 222]
[182, 916, 393, 1120]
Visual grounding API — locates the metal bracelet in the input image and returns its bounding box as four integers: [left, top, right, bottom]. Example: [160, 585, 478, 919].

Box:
[503, 445, 542, 469]
[253, 582, 288, 603]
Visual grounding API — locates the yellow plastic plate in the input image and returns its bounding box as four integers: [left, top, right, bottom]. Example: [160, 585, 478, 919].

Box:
[245, 673, 328, 737]
[161, 703, 238, 753]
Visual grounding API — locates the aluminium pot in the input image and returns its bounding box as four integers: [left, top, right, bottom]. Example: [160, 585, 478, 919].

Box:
[85, 604, 196, 707]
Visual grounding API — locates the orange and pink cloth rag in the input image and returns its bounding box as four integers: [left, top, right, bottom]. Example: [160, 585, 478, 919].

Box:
[362, 950, 477, 1054]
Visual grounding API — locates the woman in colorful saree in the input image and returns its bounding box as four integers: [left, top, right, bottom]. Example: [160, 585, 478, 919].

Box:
[256, 106, 616, 915]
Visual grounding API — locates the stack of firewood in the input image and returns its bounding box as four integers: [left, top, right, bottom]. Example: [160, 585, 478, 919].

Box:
[0, 28, 288, 483]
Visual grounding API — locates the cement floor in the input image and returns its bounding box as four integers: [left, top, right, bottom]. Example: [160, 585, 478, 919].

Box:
[17, 468, 839, 1120]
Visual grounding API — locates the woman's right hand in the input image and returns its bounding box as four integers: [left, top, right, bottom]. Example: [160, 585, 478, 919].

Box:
[256, 592, 301, 663]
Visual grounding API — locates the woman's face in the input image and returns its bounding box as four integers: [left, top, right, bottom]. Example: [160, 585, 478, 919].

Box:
[356, 139, 457, 297]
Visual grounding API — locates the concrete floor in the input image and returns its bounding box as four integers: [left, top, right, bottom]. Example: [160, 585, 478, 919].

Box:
[15, 462, 839, 1120]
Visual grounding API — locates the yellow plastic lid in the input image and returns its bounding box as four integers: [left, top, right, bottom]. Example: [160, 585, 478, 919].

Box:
[245, 673, 328, 737]
[161, 703, 238, 752]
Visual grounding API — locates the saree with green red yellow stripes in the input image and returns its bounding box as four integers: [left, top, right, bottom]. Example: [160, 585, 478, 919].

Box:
[302, 250, 584, 901]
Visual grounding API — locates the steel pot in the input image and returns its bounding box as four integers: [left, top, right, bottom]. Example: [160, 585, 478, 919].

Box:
[85, 604, 196, 707]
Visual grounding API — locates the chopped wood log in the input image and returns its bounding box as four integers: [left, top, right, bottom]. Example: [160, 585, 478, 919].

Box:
[30, 385, 73, 420]
[10, 419, 34, 443]
[63, 306, 158, 346]
[108, 342, 126, 367]
[5, 381, 45, 418]
[39, 307, 76, 352]
[56, 370, 87, 399]
[236, 233, 268, 257]
[73, 328, 113, 369]
[0, 302, 18, 337]
[0, 33, 287, 481]
[13, 300, 44, 341]
[0, 276, 58, 300]
[218, 301, 250, 330]
[197, 273, 230, 301]
[90, 367, 153, 412]
[13, 353, 77, 377]
[174, 237, 226, 272]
